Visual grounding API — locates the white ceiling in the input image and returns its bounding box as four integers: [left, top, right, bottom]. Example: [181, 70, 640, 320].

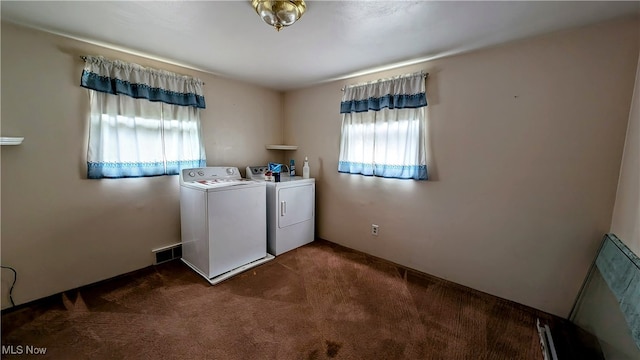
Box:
[2, 1, 639, 91]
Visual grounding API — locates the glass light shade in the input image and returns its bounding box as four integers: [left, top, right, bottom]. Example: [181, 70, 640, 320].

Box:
[252, 0, 306, 31]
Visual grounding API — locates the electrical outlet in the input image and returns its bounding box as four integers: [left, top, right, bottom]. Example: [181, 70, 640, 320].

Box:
[371, 224, 379, 236]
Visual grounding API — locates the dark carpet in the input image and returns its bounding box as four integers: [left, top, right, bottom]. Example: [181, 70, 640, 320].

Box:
[1, 239, 557, 359]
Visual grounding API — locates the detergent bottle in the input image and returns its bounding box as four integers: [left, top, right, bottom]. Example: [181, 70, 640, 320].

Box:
[302, 157, 310, 179]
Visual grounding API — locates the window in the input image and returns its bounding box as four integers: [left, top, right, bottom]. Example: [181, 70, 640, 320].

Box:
[81, 56, 206, 179]
[338, 72, 428, 180]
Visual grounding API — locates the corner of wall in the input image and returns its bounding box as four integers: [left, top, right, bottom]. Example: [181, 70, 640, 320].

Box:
[610, 49, 640, 254]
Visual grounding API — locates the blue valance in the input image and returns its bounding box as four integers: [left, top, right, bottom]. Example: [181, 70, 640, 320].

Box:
[80, 56, 206, 109]
[340, 72, 427, 114]
[595, 233, 640, 349]
[340, 93, 427, 113]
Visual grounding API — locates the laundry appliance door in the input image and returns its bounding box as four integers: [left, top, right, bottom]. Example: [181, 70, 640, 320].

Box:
[277, 183, 314, 229]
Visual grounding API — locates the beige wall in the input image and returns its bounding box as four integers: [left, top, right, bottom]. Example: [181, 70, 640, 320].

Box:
[283, 17, 639, 317]
[611, 52, 640, 255]
[0, 22, 284, 309]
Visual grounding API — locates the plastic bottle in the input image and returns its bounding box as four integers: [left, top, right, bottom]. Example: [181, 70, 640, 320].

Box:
[302, 157, 310, 179]
[290, 159, 296, 176]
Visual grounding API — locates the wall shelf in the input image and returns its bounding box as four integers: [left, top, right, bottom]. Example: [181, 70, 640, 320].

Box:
[0, 137, 24, 146]
[266, 145, 298, 150]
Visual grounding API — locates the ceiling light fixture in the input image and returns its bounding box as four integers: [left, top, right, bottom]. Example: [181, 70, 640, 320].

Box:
[251, 0, 306, 32]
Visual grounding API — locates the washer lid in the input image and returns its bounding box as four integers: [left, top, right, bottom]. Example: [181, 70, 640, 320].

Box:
[182, 178, 265, 191]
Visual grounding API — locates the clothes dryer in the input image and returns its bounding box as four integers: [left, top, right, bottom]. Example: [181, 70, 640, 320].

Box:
[246, 166, 315, 255]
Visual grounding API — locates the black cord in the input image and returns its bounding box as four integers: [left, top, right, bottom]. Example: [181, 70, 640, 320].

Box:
[1, 265, 17, 307]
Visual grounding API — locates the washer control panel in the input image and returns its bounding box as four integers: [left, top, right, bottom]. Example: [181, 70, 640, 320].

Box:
[180, 167, 240, 184]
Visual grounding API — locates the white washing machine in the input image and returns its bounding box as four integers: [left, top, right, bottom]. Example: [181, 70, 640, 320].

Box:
[180, 167, 273, 285]
[246, 166, 315, 256]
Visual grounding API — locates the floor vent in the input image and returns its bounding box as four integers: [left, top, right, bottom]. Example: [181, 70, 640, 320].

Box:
[152, 243, 182, 265]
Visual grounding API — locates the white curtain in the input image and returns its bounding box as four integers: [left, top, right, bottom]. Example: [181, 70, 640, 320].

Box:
[338, 72, 428, 180]
[81, 56, 206, 179]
